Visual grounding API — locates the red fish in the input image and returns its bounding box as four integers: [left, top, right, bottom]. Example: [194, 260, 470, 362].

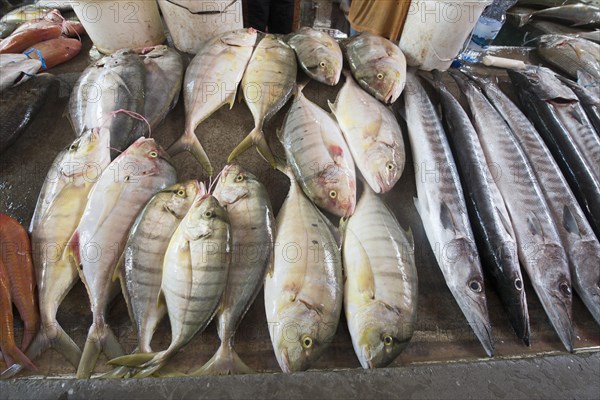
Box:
[24, 37, 81, 71]
[0, 22, 62, 54]
[0, 214, 39, 352]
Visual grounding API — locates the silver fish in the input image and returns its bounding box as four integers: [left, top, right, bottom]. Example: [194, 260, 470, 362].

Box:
[193, 165, 274, 375]
[287, 27, 343, 86]
[403, 71, 494, 357]
[343, 185, 418, 368]
[279, 85, 357, 217]
[264, 168, 343, 372]
[72, 137, 177, 378]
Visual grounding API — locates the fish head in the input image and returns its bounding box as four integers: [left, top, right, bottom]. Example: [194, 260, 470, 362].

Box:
[162, 180, 203, 219]
[311, 164, 356, 217]
[220, 28, 258, 48]
[213, 164, 259, 205]
[59, 128, 111, 177]
[351, 301, 414, 369]
[272, 302, 336, 372]
[355, 58, 404, 103]
[445, 237, 494, 357]
[184, 194, 230, 241]
[364, 142, 405, 194]
[303, 46, 342, 86]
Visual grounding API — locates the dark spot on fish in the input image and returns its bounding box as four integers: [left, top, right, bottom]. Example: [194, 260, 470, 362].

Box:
[311, 240, 318, 245]
[251, 227, 257, 230]
[311, 223, 318, 227]
[559, 281, 571, 296]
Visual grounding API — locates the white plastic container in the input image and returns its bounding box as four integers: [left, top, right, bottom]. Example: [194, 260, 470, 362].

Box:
[71, 0, 165, 54]
[399, 0, 492, 71]
[157, 0, 243, 54]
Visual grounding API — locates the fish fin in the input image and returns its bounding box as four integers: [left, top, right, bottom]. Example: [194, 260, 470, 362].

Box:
[496, 206, 515, 238]
[97, 365, 131, 379]
[338, 217, 349, 250]
[526, 212, 546, 243]
[345, 227, 375, 300]
[577, 70, 596, 88]
[167, 131, 213, 176]
[112, 252, 125, 283]
[107, 352, 156, 367]
[157, 288, 166, 310]
[562, 205, 581, 237]
[298, 298, 324, 317]
[327, 100, 337, 115]
[76, 323, 124, 379]
[153, 365, 188, 378]
[228, 127, 276, 169]
[405, 227, 415, 251]
[189, 342, 253, 376]
[66, 230, 81, 267]
[440, 201, 457, 233]
[295, 78, 310, 95]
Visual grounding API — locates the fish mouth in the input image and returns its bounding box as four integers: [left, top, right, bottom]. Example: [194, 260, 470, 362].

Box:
[384, 81, 399, 104]
[280, 348, 292, 373]
[360, 345, 374, 369]
[451, 286, 494, 357]
[536, 288, 574, 352]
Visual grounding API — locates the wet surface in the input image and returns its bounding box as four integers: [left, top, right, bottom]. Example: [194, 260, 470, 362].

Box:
[0, 38, 598, 378]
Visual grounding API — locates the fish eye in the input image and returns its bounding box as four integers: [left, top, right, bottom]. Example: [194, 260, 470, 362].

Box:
[235, 174, 244, 182]
[559, 281, 571, 296]
[383, 335, 393, 346]
[204, 210, 214, 218]
[124, 176, 130, 182]
[176, 189, 186, 197]
[319, 61, 326, 68]
[69, 143, 79, 151]
[329, 190, 337, 199]
[377, 73, 384, 80]
[514, 279, 523, 291]
[149, 151, 158, 158]
[469, 280, 482, 293]
[301, 336, 313, 349]
[386, 162, 395, 171]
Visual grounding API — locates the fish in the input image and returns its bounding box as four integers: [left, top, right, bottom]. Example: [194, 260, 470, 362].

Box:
[556, 75, 600, 134]
[23, 37, 81, 71]
[0, 73, 54, 154]
[287, 27, 343, 86]
[0, 20, 62, 54]
[228, 34, 296, 167]
[137, 45, 184, 136]
[0, 5, 52, 24]
[343, 32, 406, 103]
[279, 84, 356, 217]
[428, 73, 530, 345]
[507, 6, 541, 27]
[0, 54, 42, 92]
[103, 180, 203, 379]
[455, 72, 574, 352]
[264, 167, 343, 372]
[527, 20, 600, 43]
[0, 21, 18, 39]
[535, 35, 600, 87]
[0, 214, 39, 352]
[508, 67, 600, 237]
[168, 28, 257, 176]
[0, 259, 36, 374]
[193, 165, 274, 375]
[470, 73, 600, 326]
[342, 185, 418, 368]
[329, 72, 405, 194]
[109, 195, 231, 378]
[527, 4, 600, 28]
[70, 137, 176, 378]
[403, 71, 494, 357]
[516, 0, 599, 8]
[1, 129, 113, 380]
[68, 49, 146, 158]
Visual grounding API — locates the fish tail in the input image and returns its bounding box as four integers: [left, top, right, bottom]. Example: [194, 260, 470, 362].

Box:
[0, 344, 37, 375]
[228, 127, 276, 169]
[97, 365, 131, 379]
[167, 131, 213, 176]
[76, 323, 124, 379]
[189, 342, 253, 376]
[107, 351, 157, 367]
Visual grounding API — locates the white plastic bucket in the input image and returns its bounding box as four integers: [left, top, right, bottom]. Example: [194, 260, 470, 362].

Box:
[157, 0, 243, 54]
[71, 0, 165, 54]
[399, 0, 492, 71]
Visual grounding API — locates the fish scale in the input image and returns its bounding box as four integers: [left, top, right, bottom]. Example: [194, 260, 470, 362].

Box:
[404, 71, 494, 357]
[474, 75, 600, 325]
[456, 74, 574, 352]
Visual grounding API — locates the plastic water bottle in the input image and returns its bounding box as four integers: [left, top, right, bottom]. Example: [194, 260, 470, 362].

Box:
[468, 0, 518, 50]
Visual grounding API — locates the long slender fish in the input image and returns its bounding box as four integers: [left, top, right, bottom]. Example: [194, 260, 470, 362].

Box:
[228, 34, 296, 166]
[0, 260, 36, 374]
[280, 84, 356, 217]
[403, 71, 494, 357]
[264, 168, 343, 372]
[287, 27, 343, 86]
[343, 186, 418, 368]
[108, 180, 202, 378]
[556, 75, 600, 134]
[69, 49, 146, 158]
[508, 67, 600, 236]
[469, 73, 600, 325]
[194, 165, 274, 375]
[343, 32, 407, 103]
[168, 28, 257, 175]
[455, 73, 574, 352]
[1, 129, 112, 380]
[109, 195, 231, 378]
[429, 74, 529, 344]
[71, 138, 176, 378]
[0, 214, 39, 351]
[528, 4, 600, 28]
[330, 72, 405, 194]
